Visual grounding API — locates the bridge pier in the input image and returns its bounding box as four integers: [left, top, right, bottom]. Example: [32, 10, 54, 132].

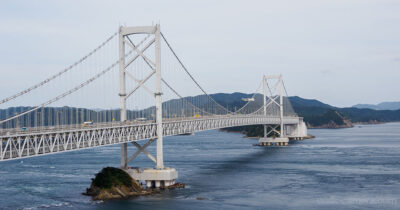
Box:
[126, 167, 178, 188]
[120, 143, 128, 169]
[259, 137, 289, 146]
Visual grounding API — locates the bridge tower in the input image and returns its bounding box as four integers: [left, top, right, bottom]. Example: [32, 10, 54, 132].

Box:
[259, 75, 289, 146]
[118, 25, 177, 188]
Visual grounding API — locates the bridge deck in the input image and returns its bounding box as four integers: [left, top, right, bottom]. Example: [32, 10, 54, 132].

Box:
[0, 115, 301, 161]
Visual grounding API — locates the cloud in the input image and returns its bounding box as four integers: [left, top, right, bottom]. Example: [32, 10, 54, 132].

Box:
[0, 0, 400, 107]
[0, 18, 73, 36]
[320, 70, 332, 74]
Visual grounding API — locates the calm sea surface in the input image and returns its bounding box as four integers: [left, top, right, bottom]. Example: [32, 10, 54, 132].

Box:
[1, 123, 400, 209]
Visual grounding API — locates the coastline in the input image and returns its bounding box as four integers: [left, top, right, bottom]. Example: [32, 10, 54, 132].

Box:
[220, 120, 400, 138]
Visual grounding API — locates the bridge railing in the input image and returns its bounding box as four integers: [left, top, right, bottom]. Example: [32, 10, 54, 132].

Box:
[0, 115, 303, 161]
[0, 115, 301, 137]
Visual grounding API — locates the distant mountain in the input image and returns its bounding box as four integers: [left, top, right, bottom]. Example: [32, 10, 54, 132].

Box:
[353, 104, 378, 110]
[2, 93, 400, 133]
[161, 94, 400, 127]
[209, 92, 253, 105]
[289, 96, 333, 109]
[289, 98, 400, 126]
[353, 102, 400, 111]
[218, 93, 400, 136]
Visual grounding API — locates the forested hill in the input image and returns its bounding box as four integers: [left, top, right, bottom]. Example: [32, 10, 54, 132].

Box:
[289, 97, 400, 126]
[207, 93, 400, 129]
[1, 93, 399, 130]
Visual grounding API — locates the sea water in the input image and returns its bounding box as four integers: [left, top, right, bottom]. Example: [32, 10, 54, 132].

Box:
[1, 123, 400, 209]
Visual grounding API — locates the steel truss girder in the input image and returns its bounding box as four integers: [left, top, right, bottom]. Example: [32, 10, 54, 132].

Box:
[0, 115, 302, 161]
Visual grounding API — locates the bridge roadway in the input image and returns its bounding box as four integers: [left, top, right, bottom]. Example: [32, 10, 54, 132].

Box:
[0, 115, 302, 161]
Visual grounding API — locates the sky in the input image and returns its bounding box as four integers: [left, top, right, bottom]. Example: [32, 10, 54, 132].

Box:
[0, 0, 399, 108]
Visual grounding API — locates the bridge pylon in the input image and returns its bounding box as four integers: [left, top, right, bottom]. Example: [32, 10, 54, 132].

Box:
[259, 75, 289, 146]
[118, 25, 177, 188]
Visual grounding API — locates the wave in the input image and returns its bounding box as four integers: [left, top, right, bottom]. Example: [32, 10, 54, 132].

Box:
[22, 202, 71, 210]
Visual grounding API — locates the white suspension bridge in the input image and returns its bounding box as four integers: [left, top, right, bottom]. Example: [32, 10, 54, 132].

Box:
[0, 25, 307, 188]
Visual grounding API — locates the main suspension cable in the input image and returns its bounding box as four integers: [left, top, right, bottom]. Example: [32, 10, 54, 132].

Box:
[0, 39, 147, 125]
[161, 78, 216, 116]
[282, 80, 289, 97]
[160, 32, 233, 114]
[232, 78, 263, 114]
[0, 60, 119, 125]
[0, 32, 118, 105]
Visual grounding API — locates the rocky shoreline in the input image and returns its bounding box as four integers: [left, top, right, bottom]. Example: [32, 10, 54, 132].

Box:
[83, 167, 184, 200]
[306, 119, 392, 129]
[306, 120, 353, 129]
[302, 134, 316, 139]
[353, 120, 385, 125]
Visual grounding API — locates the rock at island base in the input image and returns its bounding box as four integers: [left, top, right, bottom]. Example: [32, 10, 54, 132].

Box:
[84, 167, 184, 200]
[161, 182, 185, 189]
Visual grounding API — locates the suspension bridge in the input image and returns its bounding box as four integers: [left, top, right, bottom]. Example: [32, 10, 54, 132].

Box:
[0, 25, 307, 188]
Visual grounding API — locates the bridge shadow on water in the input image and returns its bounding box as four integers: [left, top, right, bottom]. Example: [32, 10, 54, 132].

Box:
[193, 139, 305, 178]
[199, 146, 289, 176]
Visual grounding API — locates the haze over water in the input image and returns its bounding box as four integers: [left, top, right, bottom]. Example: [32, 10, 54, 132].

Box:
[1, 123, 400, 209]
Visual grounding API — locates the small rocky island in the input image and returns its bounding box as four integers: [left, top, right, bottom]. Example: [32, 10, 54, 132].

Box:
[84, 167, 184, 200]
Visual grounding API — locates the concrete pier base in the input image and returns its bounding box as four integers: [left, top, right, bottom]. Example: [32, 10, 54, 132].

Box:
[291, 137, 306, 141]
[258, 137, 289, 146]
[126, 167, 178, 188]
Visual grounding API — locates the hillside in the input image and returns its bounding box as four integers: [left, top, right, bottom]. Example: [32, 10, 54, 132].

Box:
[1, 93, 400, 131]
[213, 94, 400, 136]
